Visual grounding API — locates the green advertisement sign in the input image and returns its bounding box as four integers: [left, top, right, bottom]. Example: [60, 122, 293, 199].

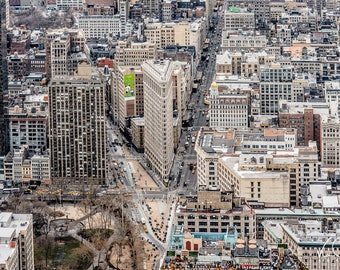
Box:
[124, 74, 135, 97]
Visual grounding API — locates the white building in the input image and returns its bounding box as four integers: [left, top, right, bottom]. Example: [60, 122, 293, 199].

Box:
[142, 59, 174, 182]
[281, 220, 340, 270]
[77, 15, 132, 39]
[223, 7, 255, 31]
[209, 82, 249, 128]
[324, 81, 340, 119]
[56, 0, 84, 10]
[221, 32, 267, 51]
[0, 212, 34, 270]
[322, 120, 340, 167]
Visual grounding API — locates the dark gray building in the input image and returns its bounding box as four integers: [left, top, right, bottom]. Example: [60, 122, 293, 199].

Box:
[0, 0, 8, 155]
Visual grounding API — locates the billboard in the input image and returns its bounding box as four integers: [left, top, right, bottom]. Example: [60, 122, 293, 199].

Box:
[123, 74, 135, 98]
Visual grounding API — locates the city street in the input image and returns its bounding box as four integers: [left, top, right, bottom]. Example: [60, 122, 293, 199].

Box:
[102, 9, 224, 270]
[168, 14, 222, 194]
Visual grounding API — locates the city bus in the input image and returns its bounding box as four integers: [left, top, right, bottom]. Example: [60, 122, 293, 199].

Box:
[2, 188, 20, 194]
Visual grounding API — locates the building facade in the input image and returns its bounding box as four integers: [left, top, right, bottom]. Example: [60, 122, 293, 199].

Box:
[49, 63, 106, 185]
[142, 59, 174, 182]
[77, 12, 132, 39]
[260, 63, 293, 115]
[209, 82, 249, 128]
[322, 120, 340, 167]
[223, 7, 255, 31]
[45, 29, 88, 79]
[278, 100, 325, 152]
[3, 145, 50, 185]
[176, 188, 256, 237]
[7, 105, 48, 152]
[281, 220, 340, 270]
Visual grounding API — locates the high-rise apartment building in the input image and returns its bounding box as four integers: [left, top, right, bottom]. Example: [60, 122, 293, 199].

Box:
[0, 0, 8, 155]
[142, 59, 174, 182]
[49, 63, 106, 185]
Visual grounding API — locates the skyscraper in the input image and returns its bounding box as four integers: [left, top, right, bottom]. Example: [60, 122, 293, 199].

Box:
[142, 59, 174, 182]
[0, 0, 8, 155]
[49, 62, 107, 185]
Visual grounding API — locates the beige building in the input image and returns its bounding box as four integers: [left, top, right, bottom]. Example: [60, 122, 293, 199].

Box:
[215, 50, 274, 77]
[195, 127, 297, 188]
[49, 63, 106, 185]
[195, 127, 319, 207]
[45, 29, 89, 79]
[176, 188, 256, 237]
[144, 20, 206, 60]
[142, 59, 174, 182]
[172, 61, 192, 128]
[218, 154, 292, 208]
[3, 145, 50, 185]
[0, 212, 34, 270]
[114, 41, 157, 67]
[111, 41, 156, 124]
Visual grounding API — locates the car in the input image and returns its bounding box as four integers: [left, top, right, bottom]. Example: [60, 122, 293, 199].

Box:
[143, 225, 148, 233]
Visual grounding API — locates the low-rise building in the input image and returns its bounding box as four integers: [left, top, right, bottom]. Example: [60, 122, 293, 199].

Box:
[196, 127, 319, 207]
[223, 7, 255, 31]
[7, 97, 48, 152]
[175, 188, 256, 237]
[221, 31, 267, 51]
[208, 81, 249, 128]
[281, 220, 340, 270]
[3, 146, 50, 185]
[0, 212, 34, 270]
